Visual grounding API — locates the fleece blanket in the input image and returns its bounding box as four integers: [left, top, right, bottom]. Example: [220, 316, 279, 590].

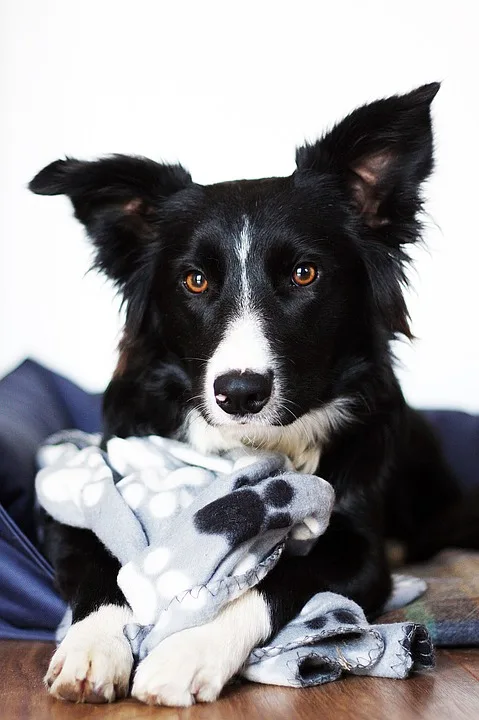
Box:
[35, 431, 434, 687]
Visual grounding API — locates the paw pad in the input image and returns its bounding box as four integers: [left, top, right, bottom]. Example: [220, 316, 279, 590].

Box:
[194, 476, 296, 546]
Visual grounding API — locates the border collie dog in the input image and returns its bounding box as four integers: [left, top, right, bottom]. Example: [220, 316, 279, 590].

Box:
[30, 83, 475, 706]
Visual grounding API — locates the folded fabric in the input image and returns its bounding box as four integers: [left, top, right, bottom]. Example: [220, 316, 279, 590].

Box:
[36, 430, 433, 686]
[245, 591, 433, 686]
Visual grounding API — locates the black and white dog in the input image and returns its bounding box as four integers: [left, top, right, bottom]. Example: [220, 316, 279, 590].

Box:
[29, 83, 478, 706]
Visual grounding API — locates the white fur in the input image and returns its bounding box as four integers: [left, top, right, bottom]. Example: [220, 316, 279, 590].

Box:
[185, 397, 353, 473]
[236, 218, 252, 312]
[132, 589, 271, 707]
[208, 311, 273, 379]
[45, 604, 133, 703]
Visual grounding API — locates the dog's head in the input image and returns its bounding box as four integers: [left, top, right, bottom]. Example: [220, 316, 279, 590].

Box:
[30, 83, 438, 456]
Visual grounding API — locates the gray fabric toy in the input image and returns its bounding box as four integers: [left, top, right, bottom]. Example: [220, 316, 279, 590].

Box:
[36, 431, 434, 687]
[245, 591, 433, 685]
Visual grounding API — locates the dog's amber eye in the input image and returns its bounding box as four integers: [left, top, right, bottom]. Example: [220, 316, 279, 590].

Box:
[292, 264, 318, 287]
[184, 271, 208, 294]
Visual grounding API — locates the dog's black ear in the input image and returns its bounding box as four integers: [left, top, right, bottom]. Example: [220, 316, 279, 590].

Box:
[296, 83, 439, 233]
[29, 155, 192, 284]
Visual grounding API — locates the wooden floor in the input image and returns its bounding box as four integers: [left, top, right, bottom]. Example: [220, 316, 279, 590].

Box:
[1, 641, 479, 720]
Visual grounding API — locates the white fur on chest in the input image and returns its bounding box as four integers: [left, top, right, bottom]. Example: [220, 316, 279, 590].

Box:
[182, 398, 353, 474]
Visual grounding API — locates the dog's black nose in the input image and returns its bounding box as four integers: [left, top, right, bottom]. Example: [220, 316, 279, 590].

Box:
[214, 371, 273, 415]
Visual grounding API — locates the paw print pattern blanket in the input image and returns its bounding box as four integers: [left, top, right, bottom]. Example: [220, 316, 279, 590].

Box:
[36, 431, 434, 687]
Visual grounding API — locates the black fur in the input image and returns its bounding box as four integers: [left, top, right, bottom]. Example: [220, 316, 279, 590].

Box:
[30, 83, 479, 640]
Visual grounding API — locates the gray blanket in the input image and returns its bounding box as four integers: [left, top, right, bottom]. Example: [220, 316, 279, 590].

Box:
[36, 431, 434, 687]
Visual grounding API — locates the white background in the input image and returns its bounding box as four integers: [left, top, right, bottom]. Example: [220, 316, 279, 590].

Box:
[1, 0, 478, 410]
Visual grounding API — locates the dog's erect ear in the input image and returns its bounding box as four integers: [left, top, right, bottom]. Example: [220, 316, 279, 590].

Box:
[296, 83, 439, 232]
[29, 155, 192, 285]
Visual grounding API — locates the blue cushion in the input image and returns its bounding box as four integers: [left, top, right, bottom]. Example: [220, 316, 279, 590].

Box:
[423, 410, 479, 492]
[0, 359, 102, 541]
[0, 502, 66, 640]
[0, 360, 102, 640]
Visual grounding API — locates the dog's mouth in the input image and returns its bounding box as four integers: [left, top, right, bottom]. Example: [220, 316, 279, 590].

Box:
[185, 392, 324, 475]
[197, 404, 282, 429]
[196, 392, 297, 433]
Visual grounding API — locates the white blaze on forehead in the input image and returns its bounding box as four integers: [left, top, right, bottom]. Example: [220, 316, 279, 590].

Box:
[235, 218, 252, 311]
[203, 217, 276, 421]
[213, 216, 271, 373]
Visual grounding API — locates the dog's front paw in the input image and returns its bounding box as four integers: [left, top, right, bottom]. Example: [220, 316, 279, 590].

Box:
[131, 624, 229, 707]
[131, 591, 271, 707]
[45, 606, 134, 703]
